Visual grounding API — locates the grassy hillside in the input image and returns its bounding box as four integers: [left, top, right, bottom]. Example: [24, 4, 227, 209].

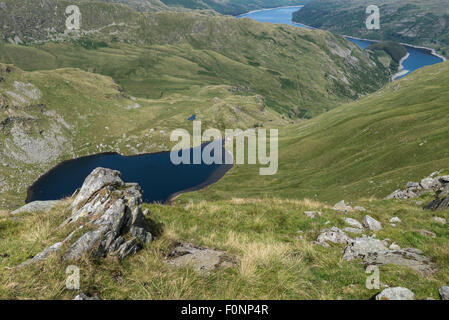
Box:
[190, 61, 449, 204]
[0, 1, 390, 118]
[293, 0, 449, 56]
[1, 195, 448, 299]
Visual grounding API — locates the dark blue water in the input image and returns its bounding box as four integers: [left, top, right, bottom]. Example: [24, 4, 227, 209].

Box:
[27, 144, 233, 204]
[238, 6, 444, 79]
[188, 114, 197, 121]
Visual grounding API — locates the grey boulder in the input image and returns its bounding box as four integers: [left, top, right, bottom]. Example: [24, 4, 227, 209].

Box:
[316, 227, 352, 245]
[376, 287, 415, 300]
[343, 237, 436, 274]
[332, 200, 353, 213]
[344, 217, 363, 229]
[439, 286, 449, 300]
[363, 215, 382, 231]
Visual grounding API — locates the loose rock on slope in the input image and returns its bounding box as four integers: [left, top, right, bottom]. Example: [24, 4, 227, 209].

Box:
[363, 215, 382, 231]
[166, 242, 234, 273]
[376, 287, 415, 300]
[343, 237, 436, 274]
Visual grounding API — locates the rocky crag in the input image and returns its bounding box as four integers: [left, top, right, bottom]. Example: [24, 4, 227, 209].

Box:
[385, 171, 449, 211]
[19, 167, 154, 267]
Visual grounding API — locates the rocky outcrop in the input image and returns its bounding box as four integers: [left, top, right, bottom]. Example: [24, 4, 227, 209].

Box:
[19, 167, 153, 266]
[316, 226, 352, 246]
[386, 172, 449, 211]
[332, 200, 354, 213]
[344, 218, 363, 229]
[385, 171, 449, 211]
[343, 237, 436, 274]
[376, 287, 415, 300]
[165, 242, 234, 273]
[439, 286, 449, 300]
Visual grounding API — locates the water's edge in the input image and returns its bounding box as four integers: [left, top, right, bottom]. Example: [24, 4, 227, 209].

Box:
[26, 145, 234, 206]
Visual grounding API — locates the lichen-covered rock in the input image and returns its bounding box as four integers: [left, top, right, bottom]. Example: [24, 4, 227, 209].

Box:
[439, 286, 449, 300]
[343, 237, 436, 274]
[376, 287, 415, 300]
[20, 168, 153, 266]
[316, 227, 352, 245]
[420, 177, 440, 190]
[432, 216, 447, 224]
[344, 227, 363, 234]
[166, 242, 234, 273]
[344, 217, 363, 229]
[363, 215, 382, 231]
[332, 200, 353, 213]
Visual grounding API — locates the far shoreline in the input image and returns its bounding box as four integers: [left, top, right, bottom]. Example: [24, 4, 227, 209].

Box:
[237, 5, 446, 69]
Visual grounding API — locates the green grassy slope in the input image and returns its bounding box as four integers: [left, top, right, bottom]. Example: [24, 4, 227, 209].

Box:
[293, 0, 449, 56]
[192, 61, 449, 204]
[0, 0, 390, 118]
[160, 0, 311, 15]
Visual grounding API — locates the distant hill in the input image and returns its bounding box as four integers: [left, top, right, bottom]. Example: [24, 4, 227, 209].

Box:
[293, 0, 449, 57]
[0, 0, 390, 207]
[0, 0, 389, 118]
[159, 0, 309, 15]
[71, 0, 309, 15]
